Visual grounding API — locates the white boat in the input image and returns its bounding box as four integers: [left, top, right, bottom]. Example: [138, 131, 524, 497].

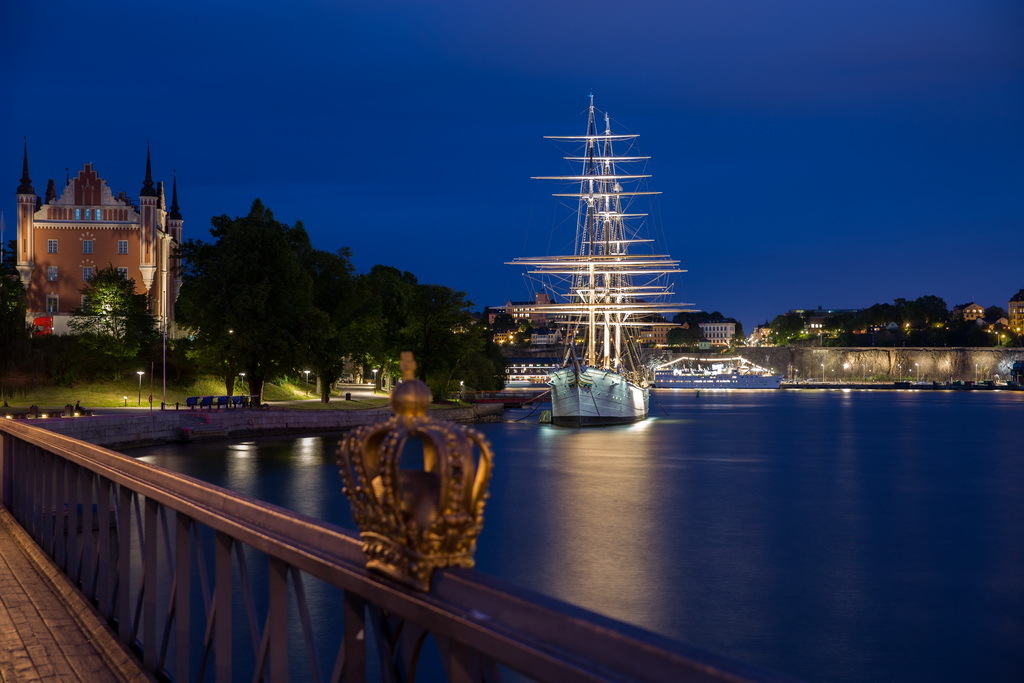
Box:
[653, 356, 783, 389]
[509, 97, 689, 427]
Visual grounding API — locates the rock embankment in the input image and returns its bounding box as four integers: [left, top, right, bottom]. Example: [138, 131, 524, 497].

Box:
[20, 403, 504, 449]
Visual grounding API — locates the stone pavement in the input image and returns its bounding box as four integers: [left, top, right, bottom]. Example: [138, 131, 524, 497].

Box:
[0, 507, 152, 682]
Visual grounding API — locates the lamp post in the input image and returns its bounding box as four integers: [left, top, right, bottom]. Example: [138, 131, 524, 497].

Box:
[136, 371, 145, 406]
[915, 362, 919, 382]
[821, 363, 825, 383]
[239, 372, 246, 395]
[303, 370, 311, 396]
[372, 368, 378, 392]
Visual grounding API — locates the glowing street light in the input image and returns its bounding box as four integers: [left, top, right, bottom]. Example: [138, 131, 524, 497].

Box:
[372, 368, 378, 391]
[821, 363, 825, 383]
[303, 370, 311, 396]
[136, 370, 145, 406]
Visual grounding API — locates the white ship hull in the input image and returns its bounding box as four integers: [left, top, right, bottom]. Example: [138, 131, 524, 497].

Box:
[654, 371, 783, 389]
[549, 366, 649, 426]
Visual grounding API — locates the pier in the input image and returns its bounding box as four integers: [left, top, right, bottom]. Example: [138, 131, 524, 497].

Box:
[0, 413, 786, 682]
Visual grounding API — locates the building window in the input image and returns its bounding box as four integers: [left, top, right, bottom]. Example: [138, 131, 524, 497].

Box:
[47, 239, 58, 253]
[85, 209, 91, 220]
[47, 266, 58, 281]
[83, 267, 93, 281]
[117, 267, 129, 279]
[83, 240, 93, 254]
[46, 295, 58, 313]
[95, 209, 102, 220]
[75, 208, 81, 220]
[117, 240, 128, 255]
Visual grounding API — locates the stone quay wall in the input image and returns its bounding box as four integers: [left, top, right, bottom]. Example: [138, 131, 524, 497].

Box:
[20, 403, 504, 449]
[731, 347, 1024, 382]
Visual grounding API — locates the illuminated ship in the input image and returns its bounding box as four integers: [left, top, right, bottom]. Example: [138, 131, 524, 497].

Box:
[509, 97, 689, 426]
[652, 356, 784, 389]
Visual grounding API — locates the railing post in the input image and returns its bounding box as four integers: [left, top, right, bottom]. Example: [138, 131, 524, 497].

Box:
[143, 495, 159, 670]
[215, 531, 233, 682]
[117, 484, 133, 641]
[341, 593, 366, 683]
[268, 557, 288, 682]
[0, 432, 12, 508]
[175, 511, 192, 682]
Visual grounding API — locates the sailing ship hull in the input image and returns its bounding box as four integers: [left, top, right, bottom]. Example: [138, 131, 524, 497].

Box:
[548, 367, 649, 426]
[654, 371, 783, 389]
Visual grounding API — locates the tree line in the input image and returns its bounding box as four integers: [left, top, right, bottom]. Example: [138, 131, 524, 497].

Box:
[0, 199, 506, 400]
[765, 295, 1018, 347]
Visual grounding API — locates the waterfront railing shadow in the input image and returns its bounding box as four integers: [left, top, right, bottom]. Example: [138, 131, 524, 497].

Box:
[0, 419, 788, 682]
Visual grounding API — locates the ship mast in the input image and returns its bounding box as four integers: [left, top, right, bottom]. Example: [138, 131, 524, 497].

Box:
[510, 97, 691, 376]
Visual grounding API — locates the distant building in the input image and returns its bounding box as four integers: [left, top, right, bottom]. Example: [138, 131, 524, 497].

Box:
[748, 325, 772, 346]
[951, 302, 985, 321]
[698, 321, 735, 346]
[14, 143, 181, 334]
[1009, 289, 1024, 334]
[504, 291, 556, 326]
[530, 326, 562, 345]
[638, 324, 682, 347]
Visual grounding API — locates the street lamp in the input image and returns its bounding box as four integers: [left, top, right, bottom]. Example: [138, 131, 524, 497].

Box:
[136, 370, 145, 406]
[372, 368, 378, 391]
[915, 362, 919, 382]
[303, 370, 311, 396]
[821, 363, 825, 383]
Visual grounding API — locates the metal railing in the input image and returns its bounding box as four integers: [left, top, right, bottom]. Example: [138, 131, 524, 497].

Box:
[0, 420, 784, 682]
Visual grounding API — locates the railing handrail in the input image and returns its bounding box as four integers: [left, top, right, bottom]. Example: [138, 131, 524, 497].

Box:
[0, 419, 789, 682]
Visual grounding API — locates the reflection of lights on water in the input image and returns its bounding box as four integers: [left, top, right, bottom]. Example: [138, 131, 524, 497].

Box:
[292, 437, 322, 464]
[228, 441, 257, 457]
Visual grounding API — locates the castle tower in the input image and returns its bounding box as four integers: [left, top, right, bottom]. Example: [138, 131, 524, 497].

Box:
[138, 146, 159, 292]
[15, 140, 36, 287]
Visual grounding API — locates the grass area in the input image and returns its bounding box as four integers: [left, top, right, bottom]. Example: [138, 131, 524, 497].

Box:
[0, 376, 311, 409]
[0, 377, 461, 411]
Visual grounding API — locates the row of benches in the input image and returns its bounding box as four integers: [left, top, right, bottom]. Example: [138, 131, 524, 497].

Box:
[184, 395, 262, 410]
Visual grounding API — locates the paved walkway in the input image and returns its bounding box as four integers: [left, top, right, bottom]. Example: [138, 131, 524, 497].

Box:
[0, 508, 152, 682]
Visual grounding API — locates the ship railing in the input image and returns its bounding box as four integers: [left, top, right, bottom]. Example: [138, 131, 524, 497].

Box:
[0, 419, 784, 682]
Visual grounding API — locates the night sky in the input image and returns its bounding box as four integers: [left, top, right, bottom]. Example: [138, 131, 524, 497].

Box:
[3, 1, 1022, 330]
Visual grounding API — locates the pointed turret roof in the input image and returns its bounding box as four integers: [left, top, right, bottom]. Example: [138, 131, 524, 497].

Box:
[140, 145, 158, 197]
[169, 172, 182, 220]
[17, 139, 34, 194]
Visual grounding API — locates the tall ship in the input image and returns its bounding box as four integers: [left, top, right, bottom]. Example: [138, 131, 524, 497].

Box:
[653, 356, 784, 389]
[509, 97, 689, 426]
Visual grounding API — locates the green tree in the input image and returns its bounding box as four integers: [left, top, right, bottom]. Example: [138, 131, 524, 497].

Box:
[767, 312, 805, 346]
[342, 265, 418, 389]
[68, 265, 158, 376]
[0, 240, 29, 379]
[175, 200, 315, 399]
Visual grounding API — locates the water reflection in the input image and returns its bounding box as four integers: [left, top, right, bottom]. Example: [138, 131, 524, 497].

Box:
[129, 391, 1024, 683]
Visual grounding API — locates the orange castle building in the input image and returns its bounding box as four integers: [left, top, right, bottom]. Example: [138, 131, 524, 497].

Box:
[14, 143, 182, 335]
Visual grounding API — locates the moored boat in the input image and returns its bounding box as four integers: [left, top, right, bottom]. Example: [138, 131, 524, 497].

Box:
[653, 356, 783, 389]
[509, 97, 690, 426]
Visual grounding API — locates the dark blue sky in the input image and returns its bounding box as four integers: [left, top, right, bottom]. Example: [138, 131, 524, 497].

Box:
[4, 0, 1022, 329]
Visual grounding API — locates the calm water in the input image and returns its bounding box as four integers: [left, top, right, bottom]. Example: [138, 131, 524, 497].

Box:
[132, 390, 1024, 682]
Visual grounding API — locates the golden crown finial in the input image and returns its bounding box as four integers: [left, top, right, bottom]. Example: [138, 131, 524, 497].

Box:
[337, 352, 493, 590]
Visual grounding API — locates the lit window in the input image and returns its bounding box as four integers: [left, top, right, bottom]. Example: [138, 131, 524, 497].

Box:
[117, 267, 128, 279]
[47, 239, 58, 253]
[85, 209, 91, 220]
[46, 295, 59, 313]
[95, 209, 102, 220]
[117, 240, 128, 255]
[83, 240, 93, 254]
[75, 208, 81, 220]
[47, 266, 58, 281]
[83, 267, 93, 281]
